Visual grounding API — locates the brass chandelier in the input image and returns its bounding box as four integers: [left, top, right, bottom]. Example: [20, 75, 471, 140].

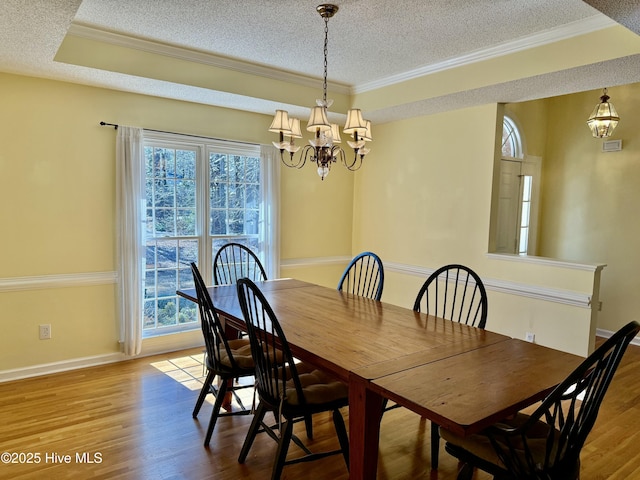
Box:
[268, 4, 372, 180]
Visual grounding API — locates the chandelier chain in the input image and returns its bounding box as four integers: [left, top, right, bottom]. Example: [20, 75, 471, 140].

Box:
[323, 15, 329, 104]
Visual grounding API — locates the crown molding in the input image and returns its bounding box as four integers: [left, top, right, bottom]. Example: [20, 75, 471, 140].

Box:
[67, 23, 352, 96]
[353, 15, 617, 94]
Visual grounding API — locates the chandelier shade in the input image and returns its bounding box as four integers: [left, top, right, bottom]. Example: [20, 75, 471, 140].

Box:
[268, 110, 291, 134]
[269, 4, 372, 180]
[587, 88, 619, 138]
[307, 106, 331, 132]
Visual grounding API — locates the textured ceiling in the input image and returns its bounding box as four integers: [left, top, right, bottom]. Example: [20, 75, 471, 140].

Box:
[2, 0, 640, 124]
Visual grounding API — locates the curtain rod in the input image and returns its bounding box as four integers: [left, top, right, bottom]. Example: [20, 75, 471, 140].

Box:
[99, 121, 260, 146]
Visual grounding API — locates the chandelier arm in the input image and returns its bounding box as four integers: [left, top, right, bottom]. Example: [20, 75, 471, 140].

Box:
[342, 150, 364, 171]
[280, 148, 306, 169]
[301, 145, 317, 168]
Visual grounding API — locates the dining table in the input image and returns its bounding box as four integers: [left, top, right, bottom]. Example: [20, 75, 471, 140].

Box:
[177, 278, 584, 480]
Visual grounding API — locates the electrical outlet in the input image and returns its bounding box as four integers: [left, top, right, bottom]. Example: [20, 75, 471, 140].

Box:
[525, 332, 535, 343]
[39, 324, 51, 340]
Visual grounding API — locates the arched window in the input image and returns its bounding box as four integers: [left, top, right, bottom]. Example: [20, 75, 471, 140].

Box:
[502, 116, 522, 159]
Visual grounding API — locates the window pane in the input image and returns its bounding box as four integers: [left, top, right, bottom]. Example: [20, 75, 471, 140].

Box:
[246, 184, 259, 209]
[144, 270, 156, 299]
[176, 179, 196, 208]
[155, 209, 175, 235]
[211, 183, 227, 209]
[178, 297, 197, 324]
[155, 179, 175, 207]
[521, 202, 530, 227]
[245, 209, 259, 234]
[157, 269, 177, 297]
[228, 209, 244, 234]
[176, 150, 196, 179]
[522, 175, 532, 201]
[176, 208, 196, 236]
[143, 301, 156, 330]
[211, 209, 226, 235]
[210, 153, 227, 181]
[246, 157, 260, 183]
[519, 227, 529, 253]
[228, 183, 244, 208]
[229, 155, 243, 182]
[157, 298, 177, 327]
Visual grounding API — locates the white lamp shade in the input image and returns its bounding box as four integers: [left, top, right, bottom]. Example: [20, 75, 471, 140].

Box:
[288, 117, 303, 138]
[307, 106, 331, 132]
[330, 123, 342, 143]
[269, 110, 292, 134]
[343, 108, 367, 134]
[362, 120, 372, 141]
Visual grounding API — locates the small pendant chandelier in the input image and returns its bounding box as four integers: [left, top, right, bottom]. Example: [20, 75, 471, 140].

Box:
[268, 4, 372, 180]
[587, 88, 619, 138]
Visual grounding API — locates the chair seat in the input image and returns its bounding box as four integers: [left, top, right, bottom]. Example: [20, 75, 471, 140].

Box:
[219, 338, 254, 369]
[284, 362, 348, 406]
[440, 413, 557, 469]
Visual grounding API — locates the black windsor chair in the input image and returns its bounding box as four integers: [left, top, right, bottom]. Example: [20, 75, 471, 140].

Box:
[213, 242, 267, 286]
[190, 262, 255, 446]
[236, 278, 350, 480]
[413, 263, 489, 469]
[441, 320, 640, 480]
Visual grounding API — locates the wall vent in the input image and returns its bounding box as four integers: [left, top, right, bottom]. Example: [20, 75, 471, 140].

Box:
[602, 139, 622, 152]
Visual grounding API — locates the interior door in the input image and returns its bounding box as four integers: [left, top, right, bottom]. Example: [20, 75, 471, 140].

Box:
[495, 159, 522, 254]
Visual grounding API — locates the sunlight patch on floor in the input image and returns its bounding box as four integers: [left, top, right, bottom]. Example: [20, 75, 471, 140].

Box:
[149, 352, 256, 409]
[150, 353, 207, 392]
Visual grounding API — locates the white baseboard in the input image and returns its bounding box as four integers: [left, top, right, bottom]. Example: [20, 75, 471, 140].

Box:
[0, 336, 205, 383]
[596, 328, 640, 347]
[0, 352, 127, 383]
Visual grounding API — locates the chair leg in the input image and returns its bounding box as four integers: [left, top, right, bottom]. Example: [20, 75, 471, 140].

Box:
[332, 409, 350, 470]
[193, 370, 215, 418]
[457, 462, 474, 480]
[238, 402, 267, 463]
[204, 377, 229, 447]
[271, 418, 293, 480]
[431, 421, 440, 469]
[304, 414, 314, 439]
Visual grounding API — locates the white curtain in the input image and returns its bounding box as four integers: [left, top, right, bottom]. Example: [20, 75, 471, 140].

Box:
[116, 126, 145, 356]
[261, 144, 281, 279]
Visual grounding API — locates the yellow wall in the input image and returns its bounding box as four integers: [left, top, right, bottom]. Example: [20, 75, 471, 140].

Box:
[1, 71, 621, 375]
[499, 84, 640, 336]
[352, 104, 599, 356]
[0, 72, 354, 373]
[540, 83, 640, 333]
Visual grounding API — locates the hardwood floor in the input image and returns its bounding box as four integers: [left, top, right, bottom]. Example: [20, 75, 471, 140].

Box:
[1, 341, 639, 480]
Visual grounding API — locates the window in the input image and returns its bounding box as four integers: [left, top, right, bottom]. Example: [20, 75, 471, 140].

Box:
[142, 133, 266, 337]
[519, 175, 532, 254]
[502, 116, 522, 159]
[495, 116, 540, 255]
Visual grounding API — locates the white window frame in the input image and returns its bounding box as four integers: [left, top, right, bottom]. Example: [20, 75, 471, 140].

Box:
[142, 131, 271, 337]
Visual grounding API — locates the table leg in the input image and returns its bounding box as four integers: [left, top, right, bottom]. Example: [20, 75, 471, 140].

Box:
[349, 373, 384, 480]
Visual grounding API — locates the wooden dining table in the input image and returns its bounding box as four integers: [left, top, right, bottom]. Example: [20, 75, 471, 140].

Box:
[177, 278, 583, 480]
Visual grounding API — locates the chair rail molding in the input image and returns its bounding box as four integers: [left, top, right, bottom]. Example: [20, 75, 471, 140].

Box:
[386, 261, 593, 308]
[0, 271, 117, 293]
